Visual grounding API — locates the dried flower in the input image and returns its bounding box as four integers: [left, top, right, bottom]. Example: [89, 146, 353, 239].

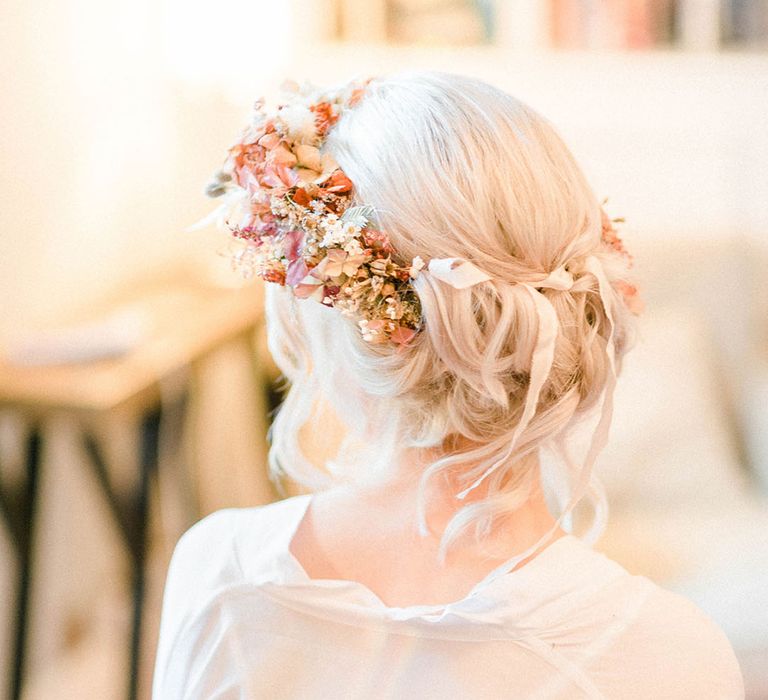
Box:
[600, 206, 643, 316]
[204, 77, 421, 347]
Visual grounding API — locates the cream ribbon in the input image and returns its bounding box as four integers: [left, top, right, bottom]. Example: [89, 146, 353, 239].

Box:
[419, 254, 616, 583]
[423, 256, 579, 503]
[532, 263, 574, 291]
[454, 280, 559, 499]
[426, 258, 575, 292]
[425, 257, 492, 289]
[461, 254, 618, 583]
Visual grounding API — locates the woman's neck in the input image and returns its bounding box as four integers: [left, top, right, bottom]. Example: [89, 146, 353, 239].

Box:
[328, 445, 566, 559]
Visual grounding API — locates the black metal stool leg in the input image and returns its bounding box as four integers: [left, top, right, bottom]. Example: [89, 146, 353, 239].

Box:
[128, 408, 160, 700]
[82, 406, 165, 700]
[81, 390, 195, 700]
[0, 424, 43, 700]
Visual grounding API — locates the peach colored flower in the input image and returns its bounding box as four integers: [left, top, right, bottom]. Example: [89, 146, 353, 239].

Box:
[230, 142, 266, 192]
[257, 132, 281, 150]
[293, 145, 339, 185]
[261, 163, 298, 190]
[312, 248, 368, 278]
[270, 144, 298, 168]
[293, 277, 325, 300]
[390, 325, 417, 347]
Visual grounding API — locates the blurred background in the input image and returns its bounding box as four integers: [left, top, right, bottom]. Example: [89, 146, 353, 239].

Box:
[1, 0, 767, 698]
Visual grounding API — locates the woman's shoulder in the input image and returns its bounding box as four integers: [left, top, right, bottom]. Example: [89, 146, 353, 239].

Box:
[161, 495, 307, 607]
[585, 569, 745, 699]
[155, 498, 304, 643]
[634, 585, 743, 695]
[173, 495, 298, 547]
[153, 496, 308, 697]
[545, 541, 744, 697]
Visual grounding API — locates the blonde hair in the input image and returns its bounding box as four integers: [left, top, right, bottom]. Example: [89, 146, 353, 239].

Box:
[265, 70, 639, 563]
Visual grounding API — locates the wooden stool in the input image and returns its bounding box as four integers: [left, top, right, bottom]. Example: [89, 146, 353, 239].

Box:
[0, 273, 265, 700]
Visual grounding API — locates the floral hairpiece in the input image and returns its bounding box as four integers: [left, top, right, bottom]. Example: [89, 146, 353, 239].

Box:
[203, 78, 642, 349]
[204, 77, 427, 347]
[599, 206, 644, 315]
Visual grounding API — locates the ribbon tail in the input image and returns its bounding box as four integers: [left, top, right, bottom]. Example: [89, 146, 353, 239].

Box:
[546, 253, 618, 538]
[473, 255, 619, 582]
[582, 473, 609, 546]
[457, 285, 559, 499]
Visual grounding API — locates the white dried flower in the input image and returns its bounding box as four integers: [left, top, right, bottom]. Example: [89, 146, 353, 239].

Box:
[410, 255, 426, 278]
[343, 238, 364, 256]
[275, 103, 318, 144]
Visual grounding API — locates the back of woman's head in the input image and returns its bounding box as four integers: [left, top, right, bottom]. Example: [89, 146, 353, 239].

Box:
[265, 70, 640, 560]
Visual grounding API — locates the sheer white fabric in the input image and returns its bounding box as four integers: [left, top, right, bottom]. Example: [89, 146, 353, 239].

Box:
[152, 494, 744, 699]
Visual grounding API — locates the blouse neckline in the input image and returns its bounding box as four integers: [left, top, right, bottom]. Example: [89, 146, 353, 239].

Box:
[276, 492, 582, 618]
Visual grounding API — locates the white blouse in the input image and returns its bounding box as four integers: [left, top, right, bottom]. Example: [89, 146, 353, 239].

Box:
[152, 493, 744, 699]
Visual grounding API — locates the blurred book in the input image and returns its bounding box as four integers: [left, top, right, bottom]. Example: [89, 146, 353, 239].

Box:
[332, 0, 768, 51]
[548, 0, 768, 51]
[337, 0, 494, 45]
[549, 0, 676, 50]
[722, 0, 768, 49]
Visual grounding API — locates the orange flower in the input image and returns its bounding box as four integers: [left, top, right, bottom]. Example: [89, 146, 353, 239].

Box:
[310, 101, 338, 136]
[262, 267, 286, 285]
[320, 170, 353, 194]
[291, 188, 311, 207]
[615, 280, 644, 315]
[600, 208, 631, 260]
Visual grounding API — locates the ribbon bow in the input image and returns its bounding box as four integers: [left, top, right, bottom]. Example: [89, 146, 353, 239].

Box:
[423, 257, 575, 293]
[424, 257, 492, 289]
[532, 263, 574, 291]
[422, 254, 616, 568]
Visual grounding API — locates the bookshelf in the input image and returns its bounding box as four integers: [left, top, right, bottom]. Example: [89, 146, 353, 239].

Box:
[326, 0, 768, 52]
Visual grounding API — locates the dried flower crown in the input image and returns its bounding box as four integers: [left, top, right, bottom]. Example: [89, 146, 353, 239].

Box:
[203, 77, 642, 348]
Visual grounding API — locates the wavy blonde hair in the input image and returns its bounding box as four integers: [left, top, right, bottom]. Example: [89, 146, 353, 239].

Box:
[264, 70, 639, 563]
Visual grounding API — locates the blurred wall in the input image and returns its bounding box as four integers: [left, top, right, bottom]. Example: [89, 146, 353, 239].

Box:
[3, 2, 767, 340]
[0, 0, 296, 338]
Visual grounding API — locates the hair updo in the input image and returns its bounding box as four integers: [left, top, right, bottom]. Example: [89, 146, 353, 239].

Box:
[265, 70, 640, 562]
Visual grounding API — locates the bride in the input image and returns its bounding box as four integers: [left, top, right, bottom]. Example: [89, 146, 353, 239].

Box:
[153, 70, 743, 699]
